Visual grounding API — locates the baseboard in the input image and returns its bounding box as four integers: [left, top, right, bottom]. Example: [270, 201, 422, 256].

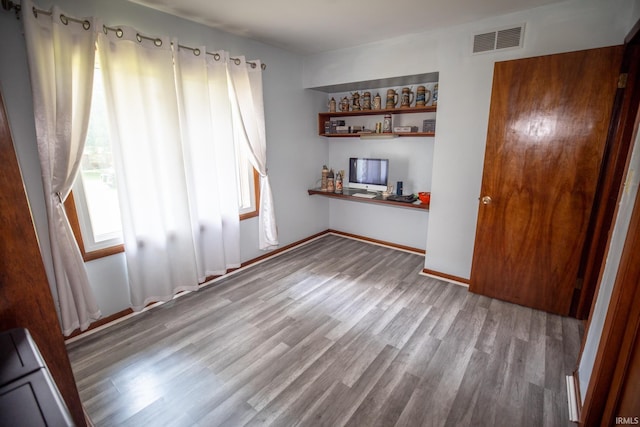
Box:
[566, 373, 581, 423]
[65, 308, 134, 340]
[327, 229, 425, 255]
[421, 268, 470, 287]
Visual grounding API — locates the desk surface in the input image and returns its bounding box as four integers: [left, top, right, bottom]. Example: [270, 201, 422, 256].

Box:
[308, 188, 429, 211]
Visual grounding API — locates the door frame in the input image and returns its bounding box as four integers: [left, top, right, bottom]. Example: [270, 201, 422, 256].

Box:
[576, 19, 640, 425]
[573, 19, 640, 320]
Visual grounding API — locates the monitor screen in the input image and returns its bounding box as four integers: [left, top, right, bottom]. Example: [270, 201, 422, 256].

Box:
[348, 157, 389, 191]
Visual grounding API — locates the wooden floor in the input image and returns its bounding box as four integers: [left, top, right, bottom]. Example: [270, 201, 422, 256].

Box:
[67, 234, 583, 426]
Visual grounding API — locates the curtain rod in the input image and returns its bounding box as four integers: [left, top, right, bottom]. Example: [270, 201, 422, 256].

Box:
[1, 0, 266, 70]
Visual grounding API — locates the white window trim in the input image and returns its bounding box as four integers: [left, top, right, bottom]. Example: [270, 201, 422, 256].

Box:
[71, 177, 123, 253]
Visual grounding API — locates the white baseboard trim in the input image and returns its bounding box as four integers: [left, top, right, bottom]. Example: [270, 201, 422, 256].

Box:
[566, 375, 580, 423]
[419, 271, 470, 288]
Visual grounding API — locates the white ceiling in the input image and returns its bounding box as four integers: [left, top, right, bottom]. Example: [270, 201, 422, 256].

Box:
[127, 0, 568, 54]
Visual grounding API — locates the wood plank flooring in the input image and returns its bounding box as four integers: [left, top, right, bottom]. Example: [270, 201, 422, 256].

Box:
[67, 234, 583, 426]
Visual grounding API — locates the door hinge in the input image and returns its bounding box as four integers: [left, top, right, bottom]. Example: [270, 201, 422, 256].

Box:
[618, 73, 628, 89]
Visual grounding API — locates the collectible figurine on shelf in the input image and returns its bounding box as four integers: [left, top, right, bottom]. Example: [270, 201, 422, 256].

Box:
[335, 171, 343, 194]
[327, 169, 335, 193]
[373, 92, 382, 110]
[328, 97, 336, 112]
[416, 86, 427, 107]
[386, 89, 398, 109]
[400, 87, 414, 108]
[321, 165, 329, 191]
[351, 91, 361, 111]
[362, 91, 372, 110]
[340, 96, 349, 112]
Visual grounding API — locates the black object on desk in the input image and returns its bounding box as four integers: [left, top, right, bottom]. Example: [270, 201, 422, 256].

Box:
[386, 194, 417, 203]
[0, 328, 74, 427]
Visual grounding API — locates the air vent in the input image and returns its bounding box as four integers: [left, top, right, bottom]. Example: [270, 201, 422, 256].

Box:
[473, 32, 496, 54]
[473, 24, 525, 54]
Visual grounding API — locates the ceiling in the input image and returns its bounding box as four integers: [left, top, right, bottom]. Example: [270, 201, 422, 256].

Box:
[127, 0, 567, 54]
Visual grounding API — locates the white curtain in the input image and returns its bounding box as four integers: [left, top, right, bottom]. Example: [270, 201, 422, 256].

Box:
[227, 57, 279, 250]
[174, 46, 241, 279]
[23, 0, 272, 314]
[22, 0, 101, 335]
[97, 29, 200, 310]
[98, 30, 247, 309]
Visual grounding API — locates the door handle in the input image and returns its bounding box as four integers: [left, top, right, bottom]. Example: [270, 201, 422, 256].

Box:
[481, 196, 492, 205]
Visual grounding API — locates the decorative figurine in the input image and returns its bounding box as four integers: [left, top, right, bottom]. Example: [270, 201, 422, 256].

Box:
[328, 97, 336, 112]
[327, 169, 335, 193]
[383, 114, 392, 133]
[373, 92, 382, 110]
[362, 91, 372, 110]
[386, 89, 398, 109]
[400, 87, 414, 108]
[351, 91, 361, 111]
[321, 165, 329, 191]
[340, 96, 349, 112]
[416, 86, 426, 107]
[335, 171, 343, 194]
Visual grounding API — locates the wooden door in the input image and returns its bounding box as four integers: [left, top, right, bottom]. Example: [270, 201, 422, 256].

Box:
[469, 46, 623, 315]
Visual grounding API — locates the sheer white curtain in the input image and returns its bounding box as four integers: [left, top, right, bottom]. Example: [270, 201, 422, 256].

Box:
[174, 46, 241, 278]
[22, 0, 101, 335]
[227, 57, 279, 250]
[98, 29, 247, 309]
[97, 29, 200, 310]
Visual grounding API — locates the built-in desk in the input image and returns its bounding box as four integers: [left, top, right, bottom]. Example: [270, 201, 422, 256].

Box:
[308, 188, 429, 211]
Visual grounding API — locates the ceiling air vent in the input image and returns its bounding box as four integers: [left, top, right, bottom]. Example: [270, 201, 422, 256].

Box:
[473, 24, 525, 54]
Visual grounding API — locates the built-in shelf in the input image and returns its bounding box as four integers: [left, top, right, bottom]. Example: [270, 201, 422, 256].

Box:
[308, 188, 429, 211]
[318, 132, 436, 139]
[318, 106, 437, 137]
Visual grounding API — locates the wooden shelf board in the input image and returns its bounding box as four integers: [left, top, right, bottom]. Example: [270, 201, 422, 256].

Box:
[320, 132, 435, 138]
[308, 189, 429, 211]
[319, 106, 436, 118]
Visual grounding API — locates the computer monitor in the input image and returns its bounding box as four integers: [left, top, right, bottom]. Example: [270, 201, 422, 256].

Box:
[348, 157, 389, 192]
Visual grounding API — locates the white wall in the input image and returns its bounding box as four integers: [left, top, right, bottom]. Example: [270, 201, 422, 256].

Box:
[326, 133, 433, 250]
[0, 0, 328, 318]
[303, 0, 637, 279]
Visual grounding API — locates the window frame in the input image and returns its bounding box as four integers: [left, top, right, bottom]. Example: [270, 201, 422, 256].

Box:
[65, 192, 124, 262]
[239, 168, 261, 221]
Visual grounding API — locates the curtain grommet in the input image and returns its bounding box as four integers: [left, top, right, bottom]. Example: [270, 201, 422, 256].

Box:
[59, 14, 68, 25]
[154, 38, 162, 47]
[83, 20, 91, 30]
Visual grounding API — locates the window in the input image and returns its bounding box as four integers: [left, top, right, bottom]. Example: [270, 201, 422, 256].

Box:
[68, 66, 124, 260]
[68, 62, 259, 260]
[238, 159, 260, 220]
